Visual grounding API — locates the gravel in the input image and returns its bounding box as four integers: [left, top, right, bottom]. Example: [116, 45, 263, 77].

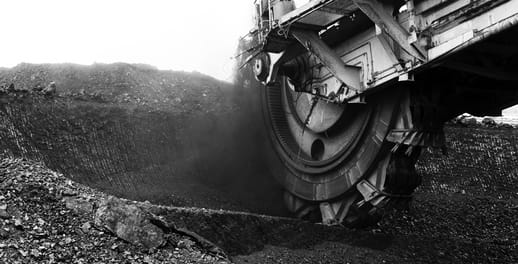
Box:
[233, 192, 518, 263]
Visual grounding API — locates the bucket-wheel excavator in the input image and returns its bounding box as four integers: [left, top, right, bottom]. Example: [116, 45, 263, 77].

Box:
[240, 0, 518, 226]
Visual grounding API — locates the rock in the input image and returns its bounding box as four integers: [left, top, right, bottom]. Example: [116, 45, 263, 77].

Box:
[0, 204, 8, 219]
[42, 81, 57, 95]
[0, 228, 9, 239]
[18, 250, 28, 257]
[14, 218, 23, 230]
[94, 197, 165, 249]
[7, 83, 15, 92]
[42, 242, 55, 249]
[32, 85, 44, 92]
[460, 117, 477, 126]
[482, 117, 496, 127]
[30, 249, 41, 257]
[177, 238, 196, 250]
[63, 237, 74, 245]
[143, 256, 154, 263]
[31, 231, 48, 239]
[80, 222, 92, 233]
[500, 123, 514, 129]
[60, 188, 78, 197]
[37, 218, 46, 226]
[64, 197, 94, 214]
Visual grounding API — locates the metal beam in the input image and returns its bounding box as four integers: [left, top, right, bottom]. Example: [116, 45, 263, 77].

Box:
[265, 44, 307, 84]
[352, 0, 426, 62]
[291, 29, 362, 93]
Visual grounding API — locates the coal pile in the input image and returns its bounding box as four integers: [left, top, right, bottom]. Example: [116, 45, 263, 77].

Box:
[418, 125, 518, 200]
[0, 157, 230, 264]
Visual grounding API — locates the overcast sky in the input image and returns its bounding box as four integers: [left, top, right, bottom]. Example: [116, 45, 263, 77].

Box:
[0, 0, 259, 81]
[0, 0, 516, 116]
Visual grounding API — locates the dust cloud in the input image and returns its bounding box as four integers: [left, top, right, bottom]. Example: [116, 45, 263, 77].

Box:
[177, 39, 287, 216]
[0, 38, 288, 217]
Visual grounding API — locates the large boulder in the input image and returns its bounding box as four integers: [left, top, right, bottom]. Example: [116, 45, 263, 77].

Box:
[94, 197, 165, 249]
[482, 117, 496, 127]
[42, 81, 57, 95]
[64, 196, 94, 214]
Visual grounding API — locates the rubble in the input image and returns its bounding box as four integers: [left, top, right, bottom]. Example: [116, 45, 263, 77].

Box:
[452, 113, 518, 128]
[64, 196, 95, 214]
[94, 197, 165, 249]
[0, 157, 231, 263]
[0, 204, 8, 219]
[0, 63, 235, 114]
[42, 81, 57, 96]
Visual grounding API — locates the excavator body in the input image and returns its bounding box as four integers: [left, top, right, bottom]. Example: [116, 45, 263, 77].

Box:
[241, 0, 518, 225]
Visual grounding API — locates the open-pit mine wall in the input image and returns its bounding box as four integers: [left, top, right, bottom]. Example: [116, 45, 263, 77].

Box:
[0, 89, 290, 216]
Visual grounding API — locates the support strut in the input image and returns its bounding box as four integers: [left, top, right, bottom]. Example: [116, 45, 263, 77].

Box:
[352, 0, 426, 62]
[291, 29, 362, 101]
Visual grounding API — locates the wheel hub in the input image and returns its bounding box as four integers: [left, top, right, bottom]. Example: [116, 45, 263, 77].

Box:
[281, 80, 370, 165]
[286, 81, 344, 134]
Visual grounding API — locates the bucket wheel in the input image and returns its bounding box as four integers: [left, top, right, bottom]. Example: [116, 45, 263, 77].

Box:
[261, 74, 422, 227]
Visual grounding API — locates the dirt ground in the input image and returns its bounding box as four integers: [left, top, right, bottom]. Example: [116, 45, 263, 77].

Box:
[233, 192, 517, 264]
[0, 157, 231, 264]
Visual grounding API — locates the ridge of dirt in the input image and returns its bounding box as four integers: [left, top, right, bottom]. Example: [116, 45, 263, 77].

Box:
[0, 62, 235, 114]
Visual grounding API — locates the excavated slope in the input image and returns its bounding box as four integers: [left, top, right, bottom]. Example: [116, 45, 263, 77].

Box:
[0, 63, 284, 215]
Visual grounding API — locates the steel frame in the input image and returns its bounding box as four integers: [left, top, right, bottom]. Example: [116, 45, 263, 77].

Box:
[253, 0, 517, 103]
